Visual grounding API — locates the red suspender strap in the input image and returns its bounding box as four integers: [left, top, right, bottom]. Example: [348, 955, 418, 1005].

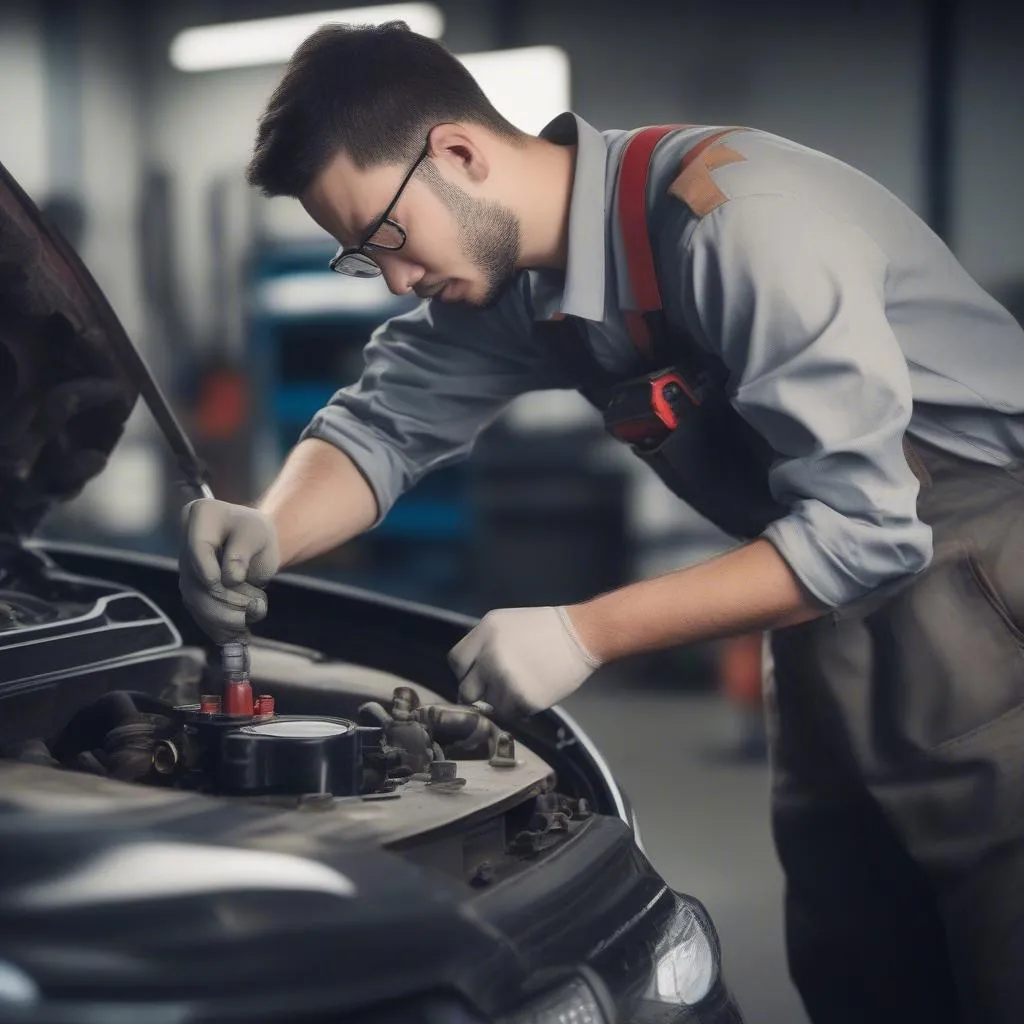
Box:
[618, 125, 740, 358]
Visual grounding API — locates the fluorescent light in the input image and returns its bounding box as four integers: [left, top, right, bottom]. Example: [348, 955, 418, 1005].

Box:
[169, 13, 571, 133]
[169, 4, 444, 72]
[458, 46, 571, 133]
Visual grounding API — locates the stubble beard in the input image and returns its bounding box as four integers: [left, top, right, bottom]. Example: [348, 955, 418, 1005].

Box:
[418, 161, 521, 308]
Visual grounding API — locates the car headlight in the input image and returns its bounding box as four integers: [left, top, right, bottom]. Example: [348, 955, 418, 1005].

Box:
[644, 894, 718, 1006]
[498, 967, 615, 1024]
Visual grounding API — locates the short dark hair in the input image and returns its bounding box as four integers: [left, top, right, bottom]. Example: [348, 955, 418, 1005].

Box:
[246, 21, 527, 198]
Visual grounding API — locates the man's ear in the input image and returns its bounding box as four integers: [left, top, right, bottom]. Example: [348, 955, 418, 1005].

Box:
[427, 123, 490, 185]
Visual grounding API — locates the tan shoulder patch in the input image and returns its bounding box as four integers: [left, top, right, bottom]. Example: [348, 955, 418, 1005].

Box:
[668, 143, 746, 218]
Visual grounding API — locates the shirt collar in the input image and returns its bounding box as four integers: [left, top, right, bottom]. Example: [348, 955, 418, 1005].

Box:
[534, 111, 608, 322]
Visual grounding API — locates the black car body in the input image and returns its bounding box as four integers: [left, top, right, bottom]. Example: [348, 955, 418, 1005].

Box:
[0, 159, 744, 1024]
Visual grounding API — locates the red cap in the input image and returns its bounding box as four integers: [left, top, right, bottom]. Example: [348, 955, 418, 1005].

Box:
[223, 679, 254, 717]
[200, 694, 222, 715]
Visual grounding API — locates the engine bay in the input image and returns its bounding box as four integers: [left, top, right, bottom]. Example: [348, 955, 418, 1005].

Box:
[0, 546, 593, 887]
[10, 663, 521, 803]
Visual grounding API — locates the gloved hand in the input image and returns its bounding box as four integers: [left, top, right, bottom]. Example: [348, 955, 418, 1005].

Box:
[179, 499, 280, 644]
[449, 606, 602, 718]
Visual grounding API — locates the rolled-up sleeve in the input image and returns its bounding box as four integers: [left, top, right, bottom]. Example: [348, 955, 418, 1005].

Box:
[300, 284, 560, 524]
[681, 193, 932, 609]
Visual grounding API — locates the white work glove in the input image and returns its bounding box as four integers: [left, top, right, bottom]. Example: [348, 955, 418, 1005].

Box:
[449, 606, 602, 718]
[179, 499, 280, 644]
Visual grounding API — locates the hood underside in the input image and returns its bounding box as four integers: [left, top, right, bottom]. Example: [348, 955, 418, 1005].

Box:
[0, 161, 138, 538]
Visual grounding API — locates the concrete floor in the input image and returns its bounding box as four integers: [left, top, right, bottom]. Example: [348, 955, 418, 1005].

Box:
[561, 681, 811, 1024]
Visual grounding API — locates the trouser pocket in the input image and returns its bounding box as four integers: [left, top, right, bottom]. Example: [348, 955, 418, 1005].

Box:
[866, 540, 1024, 754]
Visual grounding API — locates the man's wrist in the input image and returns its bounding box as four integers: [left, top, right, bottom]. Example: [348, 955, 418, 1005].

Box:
[564, 599, 627, 664]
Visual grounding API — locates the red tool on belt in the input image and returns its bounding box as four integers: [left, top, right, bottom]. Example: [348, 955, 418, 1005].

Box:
[602, 369, 704, 450]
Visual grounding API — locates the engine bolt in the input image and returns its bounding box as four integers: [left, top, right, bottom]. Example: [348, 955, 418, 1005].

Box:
[470, 861, 495, 887]
[429, 760, 457, 782]
[489, 732, 516, 768]
[152, 740, 180, 775]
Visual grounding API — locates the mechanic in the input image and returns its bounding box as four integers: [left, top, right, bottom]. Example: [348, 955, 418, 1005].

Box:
[178, 20, 1024, 1024]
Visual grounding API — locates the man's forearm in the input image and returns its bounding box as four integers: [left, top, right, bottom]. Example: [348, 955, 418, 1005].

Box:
[257, 438, 379, 569]
[569, 538, 827, 662]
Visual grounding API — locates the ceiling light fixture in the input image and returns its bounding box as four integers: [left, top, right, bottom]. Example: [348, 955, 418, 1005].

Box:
[169, 4, 445, 72]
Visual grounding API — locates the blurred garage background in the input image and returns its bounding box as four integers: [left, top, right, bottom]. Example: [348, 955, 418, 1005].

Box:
[1, 1, 1021, 1020]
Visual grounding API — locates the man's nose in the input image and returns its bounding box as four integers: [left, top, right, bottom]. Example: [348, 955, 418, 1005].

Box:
[378, 254, 425, 296]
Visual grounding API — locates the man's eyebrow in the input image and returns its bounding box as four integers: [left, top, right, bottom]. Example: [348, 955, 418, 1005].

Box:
[355, 209, 388, 242]
[335, 215, 376, 250]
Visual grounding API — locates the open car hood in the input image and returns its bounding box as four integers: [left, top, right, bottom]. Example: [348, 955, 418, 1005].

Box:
[0, 161, 140, 536]
[0, 161, 209, 538]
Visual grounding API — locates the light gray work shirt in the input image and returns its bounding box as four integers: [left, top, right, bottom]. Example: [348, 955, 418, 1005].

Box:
[301, 112, 1024, 611]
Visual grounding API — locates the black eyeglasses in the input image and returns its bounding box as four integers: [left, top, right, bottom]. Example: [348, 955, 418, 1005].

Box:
[328, 139, 431, 278]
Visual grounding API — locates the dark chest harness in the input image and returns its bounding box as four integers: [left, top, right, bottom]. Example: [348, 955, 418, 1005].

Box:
[535, 125, 787, 540]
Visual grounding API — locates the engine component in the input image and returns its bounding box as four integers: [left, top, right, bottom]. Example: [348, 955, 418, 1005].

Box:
[429, 760, 458, 782]
[425, 759, 466, 792]
[509, 792, 592, 858]
[14, 678, 524, 807]
[153, 644, 369, 798]
[358, 689, 503, 768]
[152, 739, 180, 776]
[171, 697, 369, 799]
[220, 641, 253, 717]
[417, 703, 493, 759]
[47, 690, 179, 784]
[358, 699, 433, 774]
[489, 732, 517, 768]
[218, 717, 361, 796]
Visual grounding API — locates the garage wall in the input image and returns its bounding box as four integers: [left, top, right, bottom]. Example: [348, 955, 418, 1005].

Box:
[78, 2, 147, 345]
[954, 0, 1024, 299]
[0, 1, 146, 344]
[0, 2, 49, 195]
[518, 0, 928, 212]
[0, 0, 163, 539]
